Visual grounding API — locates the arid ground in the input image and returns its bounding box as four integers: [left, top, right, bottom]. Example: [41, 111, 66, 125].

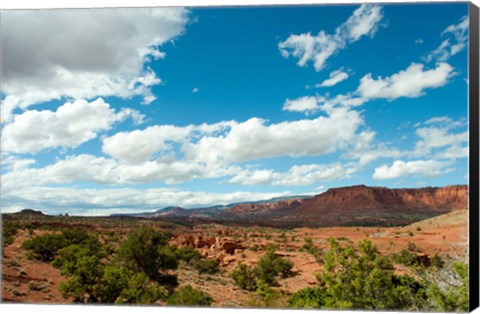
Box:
[2, 209, 468, 307]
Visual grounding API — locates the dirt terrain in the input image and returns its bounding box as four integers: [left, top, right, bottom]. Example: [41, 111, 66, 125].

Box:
[1, 209, 468, 306]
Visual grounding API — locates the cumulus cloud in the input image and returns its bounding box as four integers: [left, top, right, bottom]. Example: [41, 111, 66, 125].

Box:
[1, 98, 143, 154]
[1, 8, 190, 120]
[0, 185, 293, 216]
[228, 163, 357, 186]
[356, 63, 454, 100]
[425, 16, 468, 62]
[183, 106, 365, 164]
[413, 116, 468, 158]
[373, 159, 454, 180]
[278, 4, 383, 71]
[1, 154, 240, 189]
[316, 69, 349, 87]
[102, 121, 235, 164]
[282, 96, 320, 114]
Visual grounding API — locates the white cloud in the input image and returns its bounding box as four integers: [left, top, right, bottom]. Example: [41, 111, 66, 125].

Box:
[228, 162, 356, 186]
[1, 154, 241, 191]
[373, 159, 454, 180]
[1, 8, 190, 120]
[338, 4, 384, 42]
[102, 121, 234, 164]
[1, 154, 36, 171]
[278, 4, 383, 71]
[228, 169, 277, 186]
[316, 68, 349, 87]
[413, 117, 468, 157]
[282, 96, 320, 114]
[183, 106, 365, 164]
[192, 88, 200, 93]
[356, 62, 454, 100]
[0, 185, 293, 216]
[1, 98, 143, 154]
[425, 16, 468, 62]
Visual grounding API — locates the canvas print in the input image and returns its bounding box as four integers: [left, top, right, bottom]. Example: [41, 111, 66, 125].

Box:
[1, 2, 477, 311]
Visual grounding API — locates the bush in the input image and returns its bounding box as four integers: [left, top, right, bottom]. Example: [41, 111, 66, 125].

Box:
[254, 246, 293, 286]
[2, 221, 20, 248]
[289, 287, 326, 309]
[22, 234, 69, 262]
[115, 272, 167, 304]
[289, 238, 425, 310]
[192, 258, 219, 276]
[393, 249, 419, 267]
[430, 254, 444, 269]
[22, 228, 100, 262]
[166, 285, 214, 306]
[175, 246, 202, 264]
[250, 279, 284, 308]
[427, 261, 469, 312]
[230, 263, 257, 291]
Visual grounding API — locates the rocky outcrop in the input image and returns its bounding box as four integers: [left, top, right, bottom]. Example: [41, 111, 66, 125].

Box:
[286, 185, 468, 226]
[175, 234, 245, 255]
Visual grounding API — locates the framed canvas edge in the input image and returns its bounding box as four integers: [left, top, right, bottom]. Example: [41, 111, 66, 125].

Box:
[469, 1, 480, 311]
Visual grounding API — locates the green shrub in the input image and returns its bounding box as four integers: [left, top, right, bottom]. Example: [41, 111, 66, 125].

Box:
[250, 279, 284, 307]
[289, 238, 425, 310]
[230, 263, 257, 291]
[429, 254, 444, 269]
[2, 221, 20, 247]
[254, 246, 293, 286]
[393, 249, 419, 267]
[175, 245, 202, 264]
[166, 285, 214, 306]
[115, 272, 167, 304]
[192, 258, 219, 276]
[289, 287, 326, 308]
[22, 228, 101, 262]
[22, 234, 69, 262]
[427, 261, 469, 312]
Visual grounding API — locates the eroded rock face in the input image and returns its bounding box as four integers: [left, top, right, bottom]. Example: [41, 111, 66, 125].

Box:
[287, 185, 468, 226]
[297, 185, 468, 214]
[222, 242, 245, 255]
[175, 234, 245, 255]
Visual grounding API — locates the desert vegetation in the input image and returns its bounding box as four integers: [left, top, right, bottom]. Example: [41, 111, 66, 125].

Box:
[1, 210, 469, 310]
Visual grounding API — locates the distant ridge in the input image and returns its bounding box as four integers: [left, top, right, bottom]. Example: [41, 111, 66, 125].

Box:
[9, 185, 467, 228]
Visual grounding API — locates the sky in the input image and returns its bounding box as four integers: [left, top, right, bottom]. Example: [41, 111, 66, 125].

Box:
[0, 2, 470, 216]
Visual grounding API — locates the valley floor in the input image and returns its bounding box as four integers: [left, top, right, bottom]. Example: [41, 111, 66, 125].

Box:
[1, 210, 468, 307]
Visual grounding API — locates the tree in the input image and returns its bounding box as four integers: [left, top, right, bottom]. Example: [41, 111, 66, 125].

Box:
[116, 226, 178, 282]
[166, 285, 214, 306]
[58, 253, 104, 302]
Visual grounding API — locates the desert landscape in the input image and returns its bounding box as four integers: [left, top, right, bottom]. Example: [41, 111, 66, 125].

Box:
[1, 3, 472, 311]
[1, 184, 470, 310]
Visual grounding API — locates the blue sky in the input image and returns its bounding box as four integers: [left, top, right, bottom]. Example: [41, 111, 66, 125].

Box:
[0, 3, 470, 215]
